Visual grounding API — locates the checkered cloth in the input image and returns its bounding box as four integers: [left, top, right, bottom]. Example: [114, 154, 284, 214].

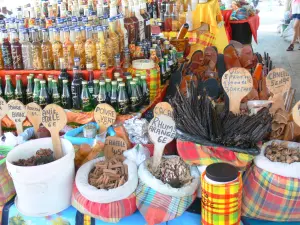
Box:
[242, 165, 300, 222]
[201, 172, 242, 225]
[177, 140, 254, 170]
[136, 179, 197, 225]
[72, 184, 137, 223]
[0, 163, 15, 206]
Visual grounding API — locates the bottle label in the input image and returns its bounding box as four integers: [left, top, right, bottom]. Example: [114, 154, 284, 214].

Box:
[88, 86, 94, 95]
[39, 96, 47, 107]
[61, 96, 70, 108]
[11, 46, 23, 69]
[27, 93, 33, 103]
[53, 94, 61, 105]
[15, 94, 23, 102]
[82, 97, 90, 108]
[130, 96, 139, 111]
[118, 100, 129, 115]
[5, 92, 14, 101]
[139, 20, 145, 41]
[97, 94, 106, 103]
[146, 19, 150, 26]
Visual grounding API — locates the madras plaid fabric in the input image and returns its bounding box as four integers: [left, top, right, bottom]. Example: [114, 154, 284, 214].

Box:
[177, 140, 254, 170]
[198, 31, 216, 47]
[242, 165, 300, 222]
[201, 172, 242, 225]
[72, 184, 137, 223]
[0, 163, 15, 206]
[136, 179, 197, 225]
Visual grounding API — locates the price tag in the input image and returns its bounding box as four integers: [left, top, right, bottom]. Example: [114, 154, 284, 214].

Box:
[266, 68, 291, 96]
[292, 101, 300, 127]
[94, 103, 117, 134]
[154, 102, 173, 118]
[26, 102, 42, 136]
[42, 104, 67, 159]
[148, 115, 176, 171]
[0, 97, 8, 136]
[103, 136, 127, 160]
[7, 100, 27, 135]
[222, 68, 253, 114]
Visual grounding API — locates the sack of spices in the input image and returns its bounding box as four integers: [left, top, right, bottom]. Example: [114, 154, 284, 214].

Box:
[242, 140, 300, 221]
[72, 157, 138, 223]
[136, 156, 199, 225]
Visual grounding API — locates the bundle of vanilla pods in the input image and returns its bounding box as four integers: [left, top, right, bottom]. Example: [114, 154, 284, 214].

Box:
[170, 81, 272, 149]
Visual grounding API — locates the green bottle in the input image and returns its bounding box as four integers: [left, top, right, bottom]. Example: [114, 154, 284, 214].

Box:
[93, 80, 99, 107]
[111, 80, 118, 110]
[97, 80, 106, 104]
[117, 82, 129, 115]
[164, 55, 171, 80]
[133, 78, 143, 106]
[52, 80, 61, 105]
[47, 77, 53, 98]
[15, 75, 24, 103]
[26, 75, 34, 103]
[39, 80, 50, 109]
[117, 77, 123, 91]
[105, 78, 112, 103]
[129, 81, 140, 112]
[81, 80, 94, 112]
[135, 73, 141, 87]
[33, 78, 40, 104]
[61, 80, 72, 109]
[141, 75, 150, 105]
[160, 58, 166, 85]
[4, 75, 14, 102]
[126, 75, 132, 97]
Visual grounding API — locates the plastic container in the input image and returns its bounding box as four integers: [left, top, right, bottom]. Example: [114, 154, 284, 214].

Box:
[6, 138, 75, 217]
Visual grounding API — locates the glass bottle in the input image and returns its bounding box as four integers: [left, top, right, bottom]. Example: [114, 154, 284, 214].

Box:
[108, 17, 120, 57]
[41, 29, 54, 70]
[31, 29, 43, 70]
[129, 81, 140, 112]
[126, 75, 132, 97]
[171, 3, 179, 31]
[152, 0, 158, 19]
[97, 80, 106, 104]
[117, 14, 129, 49]
[93, 79, 99, 107]
[123, 48, 131, 72]
[103, 26, 114, 67]
[85, 26, 97, 69]
[112, 54, 124, 77]
[114, 72, 120, 80]
[81, 80, 93, 111]
[117, 82, 129, 114]
[160, 58, 167, 85]
[124, 1, 138, 45]
[141, 75, 150, 105]
[14, 75, 24, 103]
[4, 75, 14, 102]
[100, 63, 107, 80]
[164, 3, 172, 32]
[110, 80, 118, 110]
[133, 77, 143, 104]
[52, 28, 63, 70]
[71, 66, 82, 110]
[150, 48, 159, 64]
[140, 2, 151, 40]
[134, 1, 145, 42]
[87, 63, 94, 95]
[10, 30, 24, 70]
[0, 35, 4, 70]
[164, 55, 171, 80]
[96, 26, 108, 69]
[105, 78, 112, 103]
[115, 15, 125, 56]
[47, 77, 53, 99]
[39, 80, 50, 109]
[26, 75, 34, 103]
[74, 26, 86, 70]
[117, 77, 123, 90]
[33, 78, 40, 104]
[20, 29, 33, 70]
[52, 79, 61, 105]
[58, 58, 70, 93]
[61, 79, 72, 109]
[1, 30, 13, 70]
[63, 27, 75, 70]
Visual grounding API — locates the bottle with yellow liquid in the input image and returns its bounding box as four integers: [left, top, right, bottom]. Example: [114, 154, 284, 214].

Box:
[41, 29, 54, 70]
[115, 15, 125, 56]
[96, 26, 108, 69]
[63, 27, 75, 70]
[85, 26, 97, 69]
[52, 28, 63, 70]
[108, 17, 120, 57]
[74, 26, 86, 70]
[30, 29, 43, 70]
[103, 26, 114, 67]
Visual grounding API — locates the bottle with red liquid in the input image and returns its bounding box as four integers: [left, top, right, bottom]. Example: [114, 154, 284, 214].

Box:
[1, 29, 13, 70]
[10, 29, 24, 70]
[124, 0, 139, 44]
[140, 2, 151, 40]
[112, 54, 124, 78]
[164, 2, 172, 32]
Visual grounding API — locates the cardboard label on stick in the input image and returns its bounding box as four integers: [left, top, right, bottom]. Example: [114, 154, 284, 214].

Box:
[7, 100, 27, 135]
[42, 104, 67, 159]
[0, 97, 8, 136]
[148, 115, 176, 171]
[153, 102, 173, 118]
[222, 68, 253, 114]
[266, 68, 291, 96]
[94, 103, 117, 134]
[104, 136, 127, 160]
[292, 101, 300, 127]
[26, 102, 42, 135]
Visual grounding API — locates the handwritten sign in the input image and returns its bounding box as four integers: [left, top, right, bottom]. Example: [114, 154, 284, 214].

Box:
[148, 115, 176, 171]
[292, 101, 300, 127]
[103, 136, 127, 160]
[94, 103, 117, 134]
[26, 102, 42, 136]
[266, 68, 291, 96]
[42, 104, 67, 159]
[0, 97, 8, 136]
[7, 100, 27, 135]
[153, 102, 173, 118]
[222, 68, 253, 114]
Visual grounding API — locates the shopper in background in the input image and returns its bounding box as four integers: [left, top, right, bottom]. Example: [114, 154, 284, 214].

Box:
[287, 0, 300, 51]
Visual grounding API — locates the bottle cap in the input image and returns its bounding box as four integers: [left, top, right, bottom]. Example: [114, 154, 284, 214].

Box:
[111, 80, 117, 85]
[127, 75, 132, 79]
[34, 78, 39, 82]
[16, 75, 21, 79]
[119, 82, 125, 86]
[60, 58, 64, 63]
[74, 57, 80, 62]
[117, 78, 123, 82]
[100, 81, 105, 85]
[93, 80, 99, 83]
[105, 78, 111, 82]
[114, 72, 120, 77]
[86, 63, 93, 69]
[130, 81, 136, 85]
[52, 79, 57, 83]
[133, 78, 138, 82]
[40, 80, 46, 84]
[63, 79, 68, 83]
[82, 80, 87, 84]
[141, 75, 146, 79]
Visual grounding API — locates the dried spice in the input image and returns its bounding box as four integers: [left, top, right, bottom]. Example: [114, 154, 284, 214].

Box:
[88, 158, 128, 190]
[265, 142, 300, 164]
[13, 148, 54, 166]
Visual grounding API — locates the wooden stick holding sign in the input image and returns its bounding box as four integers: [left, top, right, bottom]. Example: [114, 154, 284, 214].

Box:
[221, 68, 253, 114]
[94, 103, 117, 135]
[42, 104, 67, 159]
[26, 102, 42, 136]
[7, 100, 27, 135]
[153, 102, 173, 118]
[0, 97, 8, 136]
[103, 136, 127, 160]
[148, 115, 176, 172]
[292, 101, 300, 127]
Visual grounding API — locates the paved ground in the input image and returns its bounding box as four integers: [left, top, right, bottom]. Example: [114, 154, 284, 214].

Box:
[252, 0, 300, 100]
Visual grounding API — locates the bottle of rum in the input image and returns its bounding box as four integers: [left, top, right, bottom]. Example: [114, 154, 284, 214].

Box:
[115, 15, 125, 56]
[117, 14, 129, 49]
[58, 58, 70, 93]
[140, 1, 151, 40]
[124, 1, 139, 44]
[63, 27, 75, 70]
[74, 26, 86, 70]
[108, 17, 120, 57]
[41, 28, 54, 70]
[30, 29, 43, 70]
[103, 26, 114, 67]
[10, 30, 24, 70]
[52, 28, 63, 70]
[85, 26, 97, 69]
[1, 30, 13, 70]
[96, 26, 108, 69]
[134, 0, 145, 41]
[112, 54, 124, 77]
[164, 3, 172, 32]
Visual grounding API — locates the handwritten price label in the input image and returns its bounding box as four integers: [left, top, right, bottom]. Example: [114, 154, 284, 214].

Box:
[103, 136, 127, 160]
[266, 68, 291, 96]
[94, 103, 117, 134]
[153, 102, 173, 118]
[7, 100, 27, 134]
